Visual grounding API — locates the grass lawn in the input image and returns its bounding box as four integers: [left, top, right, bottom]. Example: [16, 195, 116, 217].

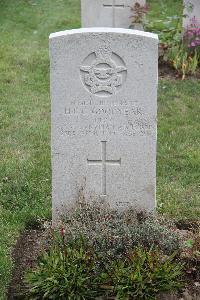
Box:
[0, 0, 199, 298]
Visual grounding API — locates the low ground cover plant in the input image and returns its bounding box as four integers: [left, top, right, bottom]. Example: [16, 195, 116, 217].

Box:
[25, 201, 184, 299]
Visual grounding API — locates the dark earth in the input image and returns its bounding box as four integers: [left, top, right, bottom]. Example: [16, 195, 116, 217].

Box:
[158, 62, 200, 80]
[7, 226, 52, 300]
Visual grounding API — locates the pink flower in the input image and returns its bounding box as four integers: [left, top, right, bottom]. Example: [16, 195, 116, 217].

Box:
[61, 227, 65, 237]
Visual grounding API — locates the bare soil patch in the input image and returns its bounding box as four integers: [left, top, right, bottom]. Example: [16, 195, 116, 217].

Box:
[7, 226, 51, 300]
[158, 62, 200, 80]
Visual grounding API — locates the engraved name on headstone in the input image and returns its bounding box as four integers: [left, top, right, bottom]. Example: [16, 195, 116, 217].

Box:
[50, 28, 158, 222]
[81, 0, 146, 28]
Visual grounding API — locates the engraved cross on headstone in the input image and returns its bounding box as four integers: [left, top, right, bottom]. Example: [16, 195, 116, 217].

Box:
[87, 141, 121, 196]
[103, 0, 126, 27]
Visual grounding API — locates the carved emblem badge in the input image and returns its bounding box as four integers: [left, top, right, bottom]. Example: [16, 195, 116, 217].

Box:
[80, 46, 127, 96]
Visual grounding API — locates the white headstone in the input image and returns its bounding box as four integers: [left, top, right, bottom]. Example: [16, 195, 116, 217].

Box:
[81, 0, 146, 28]
[183, 0, 200, 28]
[50, 28, 158, 222]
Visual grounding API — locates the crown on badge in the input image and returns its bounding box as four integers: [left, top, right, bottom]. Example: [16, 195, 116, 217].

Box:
[95, 46, 112, 60]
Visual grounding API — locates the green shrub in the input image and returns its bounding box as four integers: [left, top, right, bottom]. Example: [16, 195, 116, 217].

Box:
[167, 43, 200, 79]
[146, 8, 200, 78]
[25, 240, 184, 299]
[111, 247, 183, 300]
[25, 243, 100, 299]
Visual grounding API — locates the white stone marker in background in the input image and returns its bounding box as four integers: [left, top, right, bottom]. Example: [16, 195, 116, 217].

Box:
[50, 28, 158, 222]
[183, 0, 200, 28]
[81, 0, 146, 28]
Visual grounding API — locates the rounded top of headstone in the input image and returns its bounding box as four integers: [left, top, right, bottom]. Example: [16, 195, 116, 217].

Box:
[49, 27, 158, 42]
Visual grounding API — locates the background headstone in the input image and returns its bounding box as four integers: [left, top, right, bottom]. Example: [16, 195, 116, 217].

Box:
[81, 0, 146, 28]
[50, 28, 158, 222]
[183, 0, 200, 28]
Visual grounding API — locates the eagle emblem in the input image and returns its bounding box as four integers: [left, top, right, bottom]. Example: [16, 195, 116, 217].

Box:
[80, 46, 127, 96]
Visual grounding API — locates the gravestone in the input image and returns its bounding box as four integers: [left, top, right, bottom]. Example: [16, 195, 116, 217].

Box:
[183, 0, 200, 28]
[50, 28, 158, 222]
[81, 0, 146, 28]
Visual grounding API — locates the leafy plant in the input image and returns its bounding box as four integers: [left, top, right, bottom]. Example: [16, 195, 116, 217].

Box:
[25, 239, 184, 299]
[25, 243, 100, 299]
[129, 2, 149, 24]
[167, 16, 200, 78]
[112, 247, 184, 300]
[167, 44, 199, 79]
[145, 4, 200, 78]
[184, 239, 195, 248]
[183, 230, 200, 259]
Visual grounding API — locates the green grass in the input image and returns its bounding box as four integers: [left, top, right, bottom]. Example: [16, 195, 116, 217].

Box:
[157, 80, 200, 218]
[0, 0, 80, 298]
[0, 0, 199, 298]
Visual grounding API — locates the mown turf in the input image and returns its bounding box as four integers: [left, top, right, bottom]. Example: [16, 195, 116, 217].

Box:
[0, 0, 80, 297]
[157, 80, 200, 219]
[0, 0, 199, 298]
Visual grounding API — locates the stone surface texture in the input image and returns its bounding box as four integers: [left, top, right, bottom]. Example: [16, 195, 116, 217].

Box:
[81, 0, 146, 28]
[50, 28, 158, 222]
[183, 0, 200, 28]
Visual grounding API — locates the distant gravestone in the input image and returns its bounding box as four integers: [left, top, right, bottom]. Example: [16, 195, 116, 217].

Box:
[183, 0, 200, 28]
[81, 0, 146, 28]
[50, 28, 158, 222]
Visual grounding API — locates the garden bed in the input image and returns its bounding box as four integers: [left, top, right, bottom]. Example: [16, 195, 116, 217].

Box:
[7, 207, 200, 300]
[158, 62, 200, 80]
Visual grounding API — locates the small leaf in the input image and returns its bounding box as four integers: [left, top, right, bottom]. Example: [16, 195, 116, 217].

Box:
[184, 239, 194, 248]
